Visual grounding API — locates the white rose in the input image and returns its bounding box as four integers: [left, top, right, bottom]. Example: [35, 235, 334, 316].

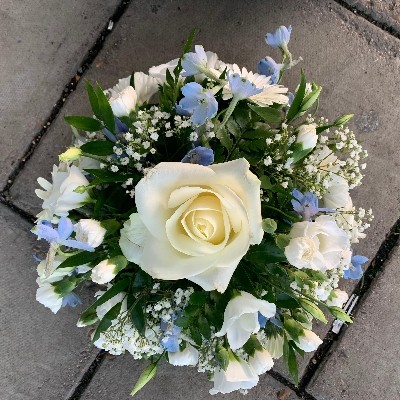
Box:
[284, 215, 349, 272]
[314, 145, 343, 173]
[119, 159, 264, 292]
[326, 289, 349, 307]
[91, 259, 117, 284]
[209, 358, 258, 395]
[74, 219, 106, 248]
[168, 343, 199, 366]
[36, 282, 62, 314]
[296, 124, 318, 150]
[108, 72, 158, 105]
[297, 329, 323, 352]
[215, 291, 276, 350]
[248, 348, 274, 374]
[149, 58, 179, 84]
[109, 86, 137, 117]
[35, 164, 90, 222]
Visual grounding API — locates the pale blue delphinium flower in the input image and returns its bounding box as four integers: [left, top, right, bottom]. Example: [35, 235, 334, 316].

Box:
[292, 189, 333, 221]
[181, 146, 214, 166]
[265, 25, 292, 49]
[227, 72, 263, 100]
[181, 45, 208, 77]
[33, 217, 95, 251]
[344, 255, 368, 280]
[160, 323, 182, 353]
[178, 82, 218, 126]
[258, 56, 284, 84]
[62, 292, 82, 308]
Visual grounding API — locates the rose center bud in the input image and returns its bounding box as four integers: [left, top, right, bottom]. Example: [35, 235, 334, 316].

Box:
[300, 237, 318, 262]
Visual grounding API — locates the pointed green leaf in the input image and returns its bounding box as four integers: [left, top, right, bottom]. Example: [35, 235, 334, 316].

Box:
[248, 104, 281, 124]
[92, 301, 122, 342]
[80, 140, 114, 156]
[56, 251, 100, 270]
[130, 363, 158, 397]
[131, 302, 146, 336]
[299, 298, 328, 324]
[328, 306, 353, 323]
[286, 70, 306, 122]
[96, 83, 116, 133]
[85, 81, 101, 119]
[64, 116, 103, 132]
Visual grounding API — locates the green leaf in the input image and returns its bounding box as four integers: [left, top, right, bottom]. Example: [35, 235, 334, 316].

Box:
[284, 318, 305, 342]
[328, 306, 353, 323]
[80, 140, 114, 156]
[286, 70, 306, 122]
[276, 293, 299, 309]
[85, 81, 101, 119]
[215, 345, 230, 371]
[248, 104, 281, 124]
[110, 255, 128, 274]
[299, 85, 322, 114]
[56, 251, 100, 270]
[245, 239, 286, 265]
[226, 119, 241, 137]
[96, 83, 116, 133]
[132, 270, 151, 289]
[190, 327, 202, 345]
[189, 291, 208, 306]
[131, 302, 146, 336]
[260, 175, 273, 190]
[299, 298, 328, 324]
[92, 301, 122, 342]
[183, 28, 197, 55]
[64, 116, 103, 132]
[284, 339, 299, 385]
[243, 335, 263, 357]
[130, 363, 158, 397]
[79, 279, 130, 325]
[53, 277, 78, 296]
[84, 168, 139, 184]
[334, 114, 353, 126]
[174, 316, 191, 328]
[130, 73, 136, 88]
[219, 129, 233, 150]
[198, 314, 211, 340]
[101, 219, 121, 237]
[290, 142, 313, 164]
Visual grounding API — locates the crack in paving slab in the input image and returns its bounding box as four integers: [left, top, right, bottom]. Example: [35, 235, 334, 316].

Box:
[1, 0, 132, 195]
[299, 216, 400, 391]
[334, 0, 400, 40]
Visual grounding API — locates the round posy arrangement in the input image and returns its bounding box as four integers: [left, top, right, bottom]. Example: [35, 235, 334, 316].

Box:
[32, 27, 372, 395]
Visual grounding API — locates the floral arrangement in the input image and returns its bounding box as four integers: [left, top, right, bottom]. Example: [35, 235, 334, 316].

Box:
[32, 27, 372, 395]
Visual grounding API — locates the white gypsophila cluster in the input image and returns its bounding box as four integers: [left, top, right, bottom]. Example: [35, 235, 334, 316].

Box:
[94, 286, 195, 358]
[335, 207, 373, 244]
[196, 330, 220, 373]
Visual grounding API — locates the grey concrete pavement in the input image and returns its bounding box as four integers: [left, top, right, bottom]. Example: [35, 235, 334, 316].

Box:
[0, 0, 119, 188]
[343, 0, 400, 33]
[308, 245, 400, 399]
[7, 0, 400, 383]
[81, 354, 300, 400]
[0, 203, 98, 399]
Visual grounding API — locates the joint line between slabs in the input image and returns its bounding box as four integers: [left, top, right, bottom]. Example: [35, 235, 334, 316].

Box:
[299, 216, 400, 391]
[268, 369, 317, 399]
[1, 0, 133, 196]
[333, 0, 400, 40]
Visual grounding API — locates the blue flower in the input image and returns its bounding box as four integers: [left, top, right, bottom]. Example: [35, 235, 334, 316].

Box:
[178, 82, 218, 126]
[160, 324, 181, 353]
[181, 146, 214, 166]
[291, 189, 333, 221]
[181, 45, 208, 77]
[62, 292, 82, 308]
[227, 72, 263, 100]
[265, 25, 292, 49]
[258, 56, 283, 84]
[33, 217, 94, 252]
[344, 255, 368, 280]
[258, 312, 267, 328]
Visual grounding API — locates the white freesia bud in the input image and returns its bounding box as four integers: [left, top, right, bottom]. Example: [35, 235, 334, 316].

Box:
[35, 164, 90, 222]
[297, 329, 323, 352]
[296, 124, 318, 150]
[168, 343, 199, 366]
[91, 260, 117, 284]
[119, 159, 264, 293]
[264, 334, 284, 359]
[109, 86, 137, 117]
[326, 289, 349, 308]
[209, 357, 259, 395]
[284, 215, 349, 272]
[36, 282, 62, 314]
[248, 348, 274, 375]
[74, 219, 106, 248]
[215, 291, 276, 350]
[149, 58, 179, 84]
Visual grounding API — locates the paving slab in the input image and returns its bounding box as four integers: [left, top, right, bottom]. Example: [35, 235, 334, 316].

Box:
[80, 354, 300, 400]
[308, 244, 400, 399]
[7, 0, 400, 384]
[0, 203, 98, 400]
[343, 0, 400, 34]
[0, 0, 120, 188]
